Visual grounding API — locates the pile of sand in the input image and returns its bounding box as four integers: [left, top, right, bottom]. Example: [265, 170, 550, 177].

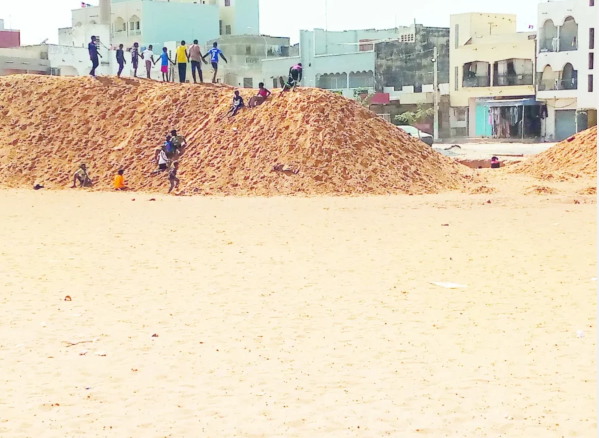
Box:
[0, 75, 464, 195]
[515, 126, 597, 179]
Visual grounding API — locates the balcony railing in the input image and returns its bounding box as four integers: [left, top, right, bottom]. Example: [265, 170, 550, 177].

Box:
[538, 78, 578, 91]
[494, 74, 534, 86]
[463, 76, 490, 87]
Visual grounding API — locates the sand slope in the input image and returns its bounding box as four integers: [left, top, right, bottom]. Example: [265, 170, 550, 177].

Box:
[514, 126, 597, 179]
[0, 75, 464, 195]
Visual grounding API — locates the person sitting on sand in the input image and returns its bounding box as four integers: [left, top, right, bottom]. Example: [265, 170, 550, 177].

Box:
[491, 156, 501, 169]
[71, 164, 91, 188]
[248, 82, 271, 108]
[113, 169, 126, 190]
[168, 161, 180, 193]
[225, 91, 245, 118]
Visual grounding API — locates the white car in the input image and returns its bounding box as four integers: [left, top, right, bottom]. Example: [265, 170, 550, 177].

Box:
[397, 125, 434, 146]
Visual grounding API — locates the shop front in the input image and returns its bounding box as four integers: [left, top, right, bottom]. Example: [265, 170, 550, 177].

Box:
[475, 98, 547, 139]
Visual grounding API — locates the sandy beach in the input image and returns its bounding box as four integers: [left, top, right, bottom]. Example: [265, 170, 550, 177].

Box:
[0, 170, 595, 438]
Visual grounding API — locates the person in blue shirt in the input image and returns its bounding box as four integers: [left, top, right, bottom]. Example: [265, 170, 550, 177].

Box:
[202, 42, 227, 83]
[88, 36, 102, 77]
[157, 47, 174, 82]
[116, 44, 126, 78]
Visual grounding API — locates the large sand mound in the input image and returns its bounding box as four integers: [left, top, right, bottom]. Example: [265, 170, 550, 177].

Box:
[515, 126, 597, 179]
[0, 75, 464, 195]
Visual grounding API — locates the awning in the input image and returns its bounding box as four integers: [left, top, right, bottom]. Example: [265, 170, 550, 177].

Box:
[478, 98, 540, 107]
[370, 93, 390, 105]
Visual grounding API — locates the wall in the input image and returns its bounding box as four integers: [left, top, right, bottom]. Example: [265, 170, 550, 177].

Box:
[0, 46, 50, 75]
[375, 26, 449, 92]
[0, 30, 21, 48]
[48, 44, 113, 77]
[312, 28, 401, 56]
[142, 2, 219, 49]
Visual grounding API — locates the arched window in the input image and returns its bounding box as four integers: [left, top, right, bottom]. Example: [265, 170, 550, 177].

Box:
[540, 20, 557, 52]
[317, 73, 347, 89]
[560, 17, 578, 52]
[561, 62, 577, 89]
[540, 65, 556, 91]
[114, 17, 126, 33]
[349, 71, 374, 88]
[129, 15, 141, 35]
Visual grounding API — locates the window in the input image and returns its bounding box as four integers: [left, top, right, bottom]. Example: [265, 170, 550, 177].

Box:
[219, 20, 223, 36]
[455, 108, 467, 122]
[243, 78, 253, 88]
[225, 25, 231, 35]
[590, 28, 595, 49]
[224, 0, 231, 6]
[273, 78, 278, 89]
[589, 74, 594, 92]
[454, 24, 459, 49]
[245, 45, 251, 55]
[454, 66, 459, 90]
[591, 0, 595, 6]
[590, 52, 595, 70]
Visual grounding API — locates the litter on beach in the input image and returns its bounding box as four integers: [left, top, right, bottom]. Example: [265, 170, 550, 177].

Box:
[430, 282, 468, 289]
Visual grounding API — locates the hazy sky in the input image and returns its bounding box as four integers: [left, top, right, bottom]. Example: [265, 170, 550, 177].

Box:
[2, 0, 541, 45]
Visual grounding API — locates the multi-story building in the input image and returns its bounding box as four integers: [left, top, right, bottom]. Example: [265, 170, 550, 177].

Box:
[58, 0, 258, 50]
[537, 0, 597, 141]
[449, 13, 540, 139]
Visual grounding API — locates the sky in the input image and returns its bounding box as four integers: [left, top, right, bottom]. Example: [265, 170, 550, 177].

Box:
[2, 0, 542, 46]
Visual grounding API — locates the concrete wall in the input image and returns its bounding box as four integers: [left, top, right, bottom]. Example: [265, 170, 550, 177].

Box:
[375, 26, 449, 92]
[312, 28, 400, 56]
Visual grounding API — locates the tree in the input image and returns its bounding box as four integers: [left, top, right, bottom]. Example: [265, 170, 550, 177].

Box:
[394, 104, 434, 125]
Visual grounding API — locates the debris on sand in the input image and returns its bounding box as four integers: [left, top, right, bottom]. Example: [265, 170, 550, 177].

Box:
[524, 185, 560, 196]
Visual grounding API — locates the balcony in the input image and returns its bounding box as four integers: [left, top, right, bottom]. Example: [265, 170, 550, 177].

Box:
[538, 78, 577, 91]
[494, 74, 534, 86]
[463, 76, 490, 88]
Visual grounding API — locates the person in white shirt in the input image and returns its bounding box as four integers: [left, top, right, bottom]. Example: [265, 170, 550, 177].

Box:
[141, 45, 155, 79]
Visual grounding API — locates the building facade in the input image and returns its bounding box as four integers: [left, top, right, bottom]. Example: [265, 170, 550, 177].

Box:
[449, 13, 538, 138]
[205, 34, 297, 87]
[537, 0, 597, 141]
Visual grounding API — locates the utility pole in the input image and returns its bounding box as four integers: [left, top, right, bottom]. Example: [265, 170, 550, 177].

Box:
[433, 46, 439, 141]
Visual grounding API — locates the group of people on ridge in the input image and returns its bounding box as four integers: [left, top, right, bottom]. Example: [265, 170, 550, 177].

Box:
[90, 36, 228, 84]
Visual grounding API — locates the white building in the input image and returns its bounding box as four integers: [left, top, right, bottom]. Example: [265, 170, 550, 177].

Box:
[262, 28, 404, 99]
[537, 0, 597, 141]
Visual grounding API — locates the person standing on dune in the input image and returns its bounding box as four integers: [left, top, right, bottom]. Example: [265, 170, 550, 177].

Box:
[88, 36, 102, 77]
[141, 45, 155, 79]
[188, 39, 207, 84]
[116, 44, 126, 78]
[176, 41, 189, 83]
[203, 42, 227, 83]
[131, 42, 141, 78]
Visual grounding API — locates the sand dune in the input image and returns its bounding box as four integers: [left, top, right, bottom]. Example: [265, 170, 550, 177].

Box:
[0, 75, 464, 195]
[514, 126, 597, 179]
